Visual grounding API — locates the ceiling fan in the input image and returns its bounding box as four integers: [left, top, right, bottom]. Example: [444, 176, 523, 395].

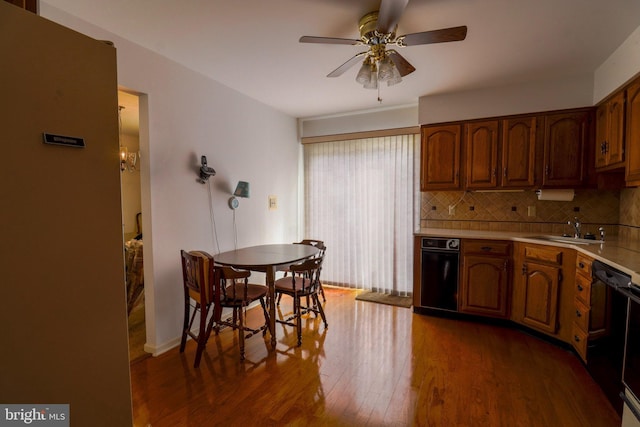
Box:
[300, 0, 467, 89]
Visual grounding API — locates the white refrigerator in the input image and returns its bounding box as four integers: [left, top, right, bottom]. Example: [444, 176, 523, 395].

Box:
[0, 3, 132, 425]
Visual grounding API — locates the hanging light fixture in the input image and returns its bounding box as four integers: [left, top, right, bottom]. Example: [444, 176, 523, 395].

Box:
[354, 46, 402, 90]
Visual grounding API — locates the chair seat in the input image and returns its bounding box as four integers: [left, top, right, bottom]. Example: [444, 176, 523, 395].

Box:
[222, 283, 268, 303]
[274, 276, 314, 296]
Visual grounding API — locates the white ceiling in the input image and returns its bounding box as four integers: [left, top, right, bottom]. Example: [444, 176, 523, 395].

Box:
[43, 0, 640, 119]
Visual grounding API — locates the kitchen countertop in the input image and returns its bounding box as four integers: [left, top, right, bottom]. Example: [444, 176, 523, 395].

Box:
[416, 228, 640, 284]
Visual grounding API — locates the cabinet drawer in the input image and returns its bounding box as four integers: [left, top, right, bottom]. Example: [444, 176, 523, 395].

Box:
[576, 253, 593, 278]
[574, 299, 589, 332]
[524, 245, 563, 265]
[463, 240, 511, 256]
[572, 324, 589, 362]
[575, 273, 592, 306]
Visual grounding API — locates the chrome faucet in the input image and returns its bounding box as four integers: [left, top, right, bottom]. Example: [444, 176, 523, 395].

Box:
[568, 217, 581, 238]
[599, 227, 606, 242]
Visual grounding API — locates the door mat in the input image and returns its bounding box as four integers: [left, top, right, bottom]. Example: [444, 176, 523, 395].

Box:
[355, 291, 412, 308]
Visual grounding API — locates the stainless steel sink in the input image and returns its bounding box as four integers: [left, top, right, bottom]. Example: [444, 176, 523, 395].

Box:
[527, 235, 600, 245]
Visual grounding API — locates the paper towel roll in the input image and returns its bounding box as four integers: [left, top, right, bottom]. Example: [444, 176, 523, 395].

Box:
[536, 189, 575, 201]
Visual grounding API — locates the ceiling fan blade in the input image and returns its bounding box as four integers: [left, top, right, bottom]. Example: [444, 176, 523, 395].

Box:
[327, 52, 368, 77]
[387, 50, 416, 77]
[377, 0, 409, 34]
[299, 36, 360, 45]
[401, 26, 468, 46]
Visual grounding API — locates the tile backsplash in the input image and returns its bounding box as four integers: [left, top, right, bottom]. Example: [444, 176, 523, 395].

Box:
[619, 187, 640, 242]
[420, 189, 621, 236]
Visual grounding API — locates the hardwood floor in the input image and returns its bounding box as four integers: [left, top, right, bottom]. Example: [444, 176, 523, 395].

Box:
[131, 287, 620, 426]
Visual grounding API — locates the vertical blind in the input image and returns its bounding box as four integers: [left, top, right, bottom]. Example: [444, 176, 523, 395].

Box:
[303, 134, 418, 296]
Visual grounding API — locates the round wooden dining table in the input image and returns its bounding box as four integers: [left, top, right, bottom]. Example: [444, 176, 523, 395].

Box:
[214, 244, 320, 348]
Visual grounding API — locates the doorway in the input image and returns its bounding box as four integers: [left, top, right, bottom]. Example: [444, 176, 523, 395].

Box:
[118, 90, 147, 363]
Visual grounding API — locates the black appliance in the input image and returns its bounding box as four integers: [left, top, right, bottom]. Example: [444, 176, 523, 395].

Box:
[418, 237, 460, 312]
[587, 260, 632, 416]
[621, 274, 640, 424]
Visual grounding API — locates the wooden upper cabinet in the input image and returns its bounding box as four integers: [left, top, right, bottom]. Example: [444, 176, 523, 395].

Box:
[3, 0, 37, 13]
[464, 117, 537, 190]
[595, 91, 625, 171]
[420, 124, 462, 190]
[626, 81, 640, 185]
[419, 108, 591, 191]
[464, 121, 499, 189]
[501, 116, 538, 188]
[542, 111, 590, 187]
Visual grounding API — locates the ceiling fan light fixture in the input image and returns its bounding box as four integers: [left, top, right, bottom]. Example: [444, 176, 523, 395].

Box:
[363, 69, 378, 89]
[386, 63, 402, 86]
[356, 59, 372, 85]
[377, 57, 395, 82]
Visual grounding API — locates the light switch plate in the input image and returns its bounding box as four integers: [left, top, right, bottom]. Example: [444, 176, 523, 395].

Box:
[268, 195, 278, 210]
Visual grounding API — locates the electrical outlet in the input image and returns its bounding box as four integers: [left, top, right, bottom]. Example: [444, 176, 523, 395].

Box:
[448, 205, 455, 215]
[527, 206, 536, 217]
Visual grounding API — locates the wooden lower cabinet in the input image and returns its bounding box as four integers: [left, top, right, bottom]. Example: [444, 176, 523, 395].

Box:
[511, 243, 576, 341]
[515, 259, 561, 334]
[460, 240, 511, 318]
[571, 253, 611, 363]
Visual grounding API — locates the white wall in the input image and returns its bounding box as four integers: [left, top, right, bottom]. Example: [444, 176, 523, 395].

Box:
[418, 73, 594, 124]
[300, 104, 418, 138]
[41, 5, 300, 354]
[594, 24, 640, 103]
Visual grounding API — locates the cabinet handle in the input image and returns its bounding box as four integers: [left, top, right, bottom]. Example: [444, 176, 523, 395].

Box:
[577, 284, 583, 291]
[503, 168, 507, 177]
[492, 168, 497, 178]
[576, 310, 582, 317]
[574, 335, 581, 343]
[522, 263, 527, 275]
[481, 246, 492, 252]
[578, 262, 585, 269]
[545, 165, 550, 176]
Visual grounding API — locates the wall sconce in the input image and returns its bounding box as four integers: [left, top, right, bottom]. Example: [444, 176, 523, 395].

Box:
[119, 146, 138, 172]
[228, 181, 250, 209]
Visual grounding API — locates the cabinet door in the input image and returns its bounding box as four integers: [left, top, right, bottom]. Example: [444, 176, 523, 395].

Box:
[607, 91, 626, 167]
[421, 124, 462, 190]
[626, 82, 640, 185]
[501, 116, 537, 188]
[460, 255, 509, 318]
[596, 92, 626, 170]
[464, 120, 499, 189]
[519, 261, 561, 334]
[543, 112, 589, 187]
[595, 103, 609, 169]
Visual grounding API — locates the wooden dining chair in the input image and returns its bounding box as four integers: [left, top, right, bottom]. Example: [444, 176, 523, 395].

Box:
[179, 250, 219, 368]
[274, 256, 327, 346]
[214, 266, 271, 360]
[276, 239, 327, 305]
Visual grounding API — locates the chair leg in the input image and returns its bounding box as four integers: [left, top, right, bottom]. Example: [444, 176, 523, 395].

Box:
[314, 294, 328, 328]
[295, 296, 302, 346]
[259, 298, 271, 336]
[238, 305, 245, 360]
[318, 282, 326, 303]
[180, 296, 190, 353]
[193, 304, 208, 368]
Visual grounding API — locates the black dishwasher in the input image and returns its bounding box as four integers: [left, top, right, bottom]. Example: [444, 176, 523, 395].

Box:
[418, 237, 460, 312]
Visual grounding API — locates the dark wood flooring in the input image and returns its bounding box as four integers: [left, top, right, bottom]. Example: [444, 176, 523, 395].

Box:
[130, 287, 620, 426]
